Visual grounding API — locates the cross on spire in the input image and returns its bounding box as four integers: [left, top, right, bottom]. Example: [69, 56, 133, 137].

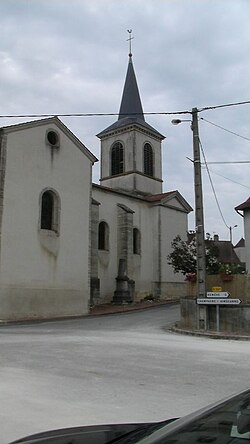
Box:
[127, 29, 134, 57]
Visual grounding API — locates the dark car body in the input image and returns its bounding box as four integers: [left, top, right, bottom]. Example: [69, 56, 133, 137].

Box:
[10, 389, 250, 444]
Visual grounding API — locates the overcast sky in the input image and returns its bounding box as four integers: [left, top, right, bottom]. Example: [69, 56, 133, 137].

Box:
[1, 0, 249, 244]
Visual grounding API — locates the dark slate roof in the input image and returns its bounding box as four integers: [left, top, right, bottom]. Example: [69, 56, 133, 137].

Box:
[235, 197, 250, 212]
[234, 238, 245, 248]
[212, 240, 241, 264]
[187, 233, 241, 264]
[97, 116, 165, 139]
[118, 54, 144, 121]
[97, 55, 165, 140]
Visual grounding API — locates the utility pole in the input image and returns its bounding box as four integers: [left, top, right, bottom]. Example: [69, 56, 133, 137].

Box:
[191, 108, 207, 329]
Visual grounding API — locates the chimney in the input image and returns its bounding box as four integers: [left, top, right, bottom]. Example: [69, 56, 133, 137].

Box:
[213, 234, 219, 241]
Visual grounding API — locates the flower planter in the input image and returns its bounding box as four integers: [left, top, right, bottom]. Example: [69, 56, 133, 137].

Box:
[185, 273, 197, 283]
[220, 273, 233, 282]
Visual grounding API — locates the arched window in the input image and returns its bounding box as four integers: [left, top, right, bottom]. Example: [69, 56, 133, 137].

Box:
[111, 142, 124, 176]
[133, 228, 141, 254]
[98, 221, 109, 251]
[40, 189, 60, 233]
[144, 143, 153, 177]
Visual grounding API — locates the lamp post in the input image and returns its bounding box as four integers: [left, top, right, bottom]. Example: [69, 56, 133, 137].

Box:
[229, 225, 237, 244]
[172, 108, 207, 329]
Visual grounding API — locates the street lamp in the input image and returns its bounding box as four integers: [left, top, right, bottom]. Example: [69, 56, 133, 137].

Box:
[229, 225, 237, 244]
[172, 108, 207, 329]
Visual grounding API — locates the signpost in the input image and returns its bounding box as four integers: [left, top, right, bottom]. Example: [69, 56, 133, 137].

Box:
[207, 291, 229, 298]
[196, 291, 241, 332]
[212, 287, 222, 292]
[197, 298, 241, 305]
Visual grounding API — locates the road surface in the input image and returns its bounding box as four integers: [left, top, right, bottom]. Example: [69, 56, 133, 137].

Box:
[0, 304, 249, 443]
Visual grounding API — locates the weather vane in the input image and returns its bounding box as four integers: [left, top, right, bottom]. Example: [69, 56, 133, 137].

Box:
[127, 29, 134, 57]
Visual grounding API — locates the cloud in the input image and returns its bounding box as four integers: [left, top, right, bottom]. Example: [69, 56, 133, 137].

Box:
[0, 0, 249, 242]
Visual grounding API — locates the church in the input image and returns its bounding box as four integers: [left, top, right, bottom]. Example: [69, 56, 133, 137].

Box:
[0, 51, 192, 321]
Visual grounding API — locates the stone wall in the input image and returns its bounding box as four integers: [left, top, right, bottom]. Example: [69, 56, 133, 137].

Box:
[180, 297, 250, 333]
[187, 274, 250, 303]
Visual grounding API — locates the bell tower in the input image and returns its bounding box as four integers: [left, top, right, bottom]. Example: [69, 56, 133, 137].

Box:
[97, 35, 165, 196]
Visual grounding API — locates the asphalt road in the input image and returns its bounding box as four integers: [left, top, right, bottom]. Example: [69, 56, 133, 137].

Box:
[0, 304, 249, 443]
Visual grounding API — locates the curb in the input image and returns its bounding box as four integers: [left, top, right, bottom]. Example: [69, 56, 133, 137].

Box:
[0, 300, 179, 326]
[169, 325, 250, 341]
[89, 300, 179, 316]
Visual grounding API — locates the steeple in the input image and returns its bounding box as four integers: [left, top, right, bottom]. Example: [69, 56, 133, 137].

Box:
[118, 54, 145, 122]
[97, 40, 165, 196]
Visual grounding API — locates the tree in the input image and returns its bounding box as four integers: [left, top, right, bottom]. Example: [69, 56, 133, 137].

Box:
[167, 234, 220, 276]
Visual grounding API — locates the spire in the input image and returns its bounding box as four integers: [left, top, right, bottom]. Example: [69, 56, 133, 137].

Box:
[97, 33, 165, 140]
[118, 32, 144, 121]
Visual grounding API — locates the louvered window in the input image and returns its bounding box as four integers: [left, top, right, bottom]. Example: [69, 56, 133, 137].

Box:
[111, 142, 124, 176]
[144, 143, 153, 176]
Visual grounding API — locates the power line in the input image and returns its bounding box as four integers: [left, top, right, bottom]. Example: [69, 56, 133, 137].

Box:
[199, 99, 250, 112]
[0, 111, 191, 119]
[200, 117, 250, 141]
[199, 138, 229, 230]
[0, 99, 250, 120]
[201, 167, 250, 189]
[202, 161, 250, 165]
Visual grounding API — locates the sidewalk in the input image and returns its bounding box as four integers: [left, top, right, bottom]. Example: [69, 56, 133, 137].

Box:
[89, 299, 178, 316]
[170, 325, 250, 340]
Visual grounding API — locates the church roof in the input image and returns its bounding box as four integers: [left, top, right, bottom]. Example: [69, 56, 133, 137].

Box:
[1, 116, 98, 163]
[145, 191, 175, 202]
[145, 190, 193, 213]
[92, 184, 192, 214]
[119, 54, 144, 121]
[97, 55, 165, 140]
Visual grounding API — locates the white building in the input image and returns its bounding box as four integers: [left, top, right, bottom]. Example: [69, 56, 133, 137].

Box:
[235, 198, 250, 272]
[91, 53, 192, 305]
[0, 52, 192, 321]
[0, 118, 97, 320]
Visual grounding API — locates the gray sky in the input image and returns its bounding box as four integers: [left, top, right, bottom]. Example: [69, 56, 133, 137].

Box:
[1, 0, 250, 244]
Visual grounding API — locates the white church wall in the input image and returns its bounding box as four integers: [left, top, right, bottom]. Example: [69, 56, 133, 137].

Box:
[92, 186, 188, 302]
[160, 206, 188, 282]
[0, 122, 92, 320]
[93, 187, 157, 301]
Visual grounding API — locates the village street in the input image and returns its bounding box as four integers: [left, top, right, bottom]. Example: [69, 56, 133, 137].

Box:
[0, 304, 249, 443]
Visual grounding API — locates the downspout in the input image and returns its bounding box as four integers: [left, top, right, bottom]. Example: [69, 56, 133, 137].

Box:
[157, 205, 162, 299]
[0, 129, 7, 255]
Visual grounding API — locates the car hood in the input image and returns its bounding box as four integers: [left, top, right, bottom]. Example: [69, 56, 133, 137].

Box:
[9, 421, 176, 444]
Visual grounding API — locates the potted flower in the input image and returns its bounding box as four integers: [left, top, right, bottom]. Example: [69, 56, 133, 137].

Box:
[219, 264, 234, 281]
[185, 272, 197, 283]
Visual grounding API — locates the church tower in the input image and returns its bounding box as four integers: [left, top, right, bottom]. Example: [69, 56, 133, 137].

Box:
[97, 47, 165, 196]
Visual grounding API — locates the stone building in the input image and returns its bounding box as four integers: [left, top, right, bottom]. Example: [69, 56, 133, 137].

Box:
[0, 52, 192, 321]
[0, 118, 97, 320]
[91, 52, 192, 305]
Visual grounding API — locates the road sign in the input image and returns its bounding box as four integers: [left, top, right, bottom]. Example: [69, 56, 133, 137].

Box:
[212, 287, 222, 292]
[197, 298, 241, 305]
[207, 291, 229, 298]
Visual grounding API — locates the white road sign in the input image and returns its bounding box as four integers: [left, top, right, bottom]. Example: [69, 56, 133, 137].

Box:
[197, 298, 241, 305]
[207, 291, 229, 298]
